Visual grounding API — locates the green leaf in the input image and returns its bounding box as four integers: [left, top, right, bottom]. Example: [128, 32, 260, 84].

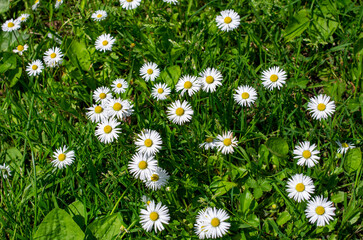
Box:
[87, 213, 124, 240]
[33, 208, 85, 240]
[287, 78, 309, 89]
[67, 40, 91, 71]
[239, 190, 254, 214]
[344, 148, 362, 173]
[265, 137, 289, 158]
[0, 0, 9, 14]
[210, 179, 237, 198]
[284, 9, 310, 42]
[276, 211, 291, 226]
[0, 53, 17, 73]
[160, 65, 181, 87]
[331, 191, 345, 204]
[9, 67, 22, 87]
[67, 201, 86, 228]
[6, 147, 23, 169]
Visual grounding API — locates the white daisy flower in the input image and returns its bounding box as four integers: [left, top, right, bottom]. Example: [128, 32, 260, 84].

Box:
[140, 62, 160, 82]
[0, 164, 11, 179]
[144, 167, 170, 190]
[128, 152, 158, 181]
[198, 68, 223, 93]
[17, 14, 30, 23]
[43, 47, 63, 67]
[111, 78, 128, 94]
[91, 10, 108, 21]
[167, 100, 194, 125]
[95, 118, 121, 144]
[336, 141, 355, 155]
[293, 141, 320, 168]
[120, 0, 142, 10]
[197, 207, 231, 239]
[141, 195, 152, 206]
[93, 86, 112, 104]
[163, 0, 178, 4]
[176, 75, 201, 96]
[55, 0, 63, 9]
[13, 44, 28, 55]
[32, 0, 40, 10]
[261, 66, 287, 90]
[140, 200, 170, 232]
[95, 34, 116, 52]
[215, 9, 240, 32]
[26, 60, 44, 76]
[233, 85, 258, 107]
[135, 129, 162, 156]
[105, 98, 134, 120]
[86, 103, 108, 123]
[307, 94, 336, 121]
[286, 174, 315, 202]
[199, 137, 216, 150]
[215, 131, 238, 154]
[305, 195, 336, 227]
[52, 146, 75, 169]
[151, 83, 171, 101]
[2, 19, 21, 32]
[194, 209, 209, 239]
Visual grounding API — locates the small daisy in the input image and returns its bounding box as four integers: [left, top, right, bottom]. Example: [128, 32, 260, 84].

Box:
[167, 100, 194, 125]
[52, 146, 75, 169]
[95, 118, 121, 144]
[135, 129, 162, 156]
[176, 75, 201, 96]
[86, 103, 108, 123]
[26, 60, 44, 76]
[199, 137, 216, 150]
[163, 0, 178, 4]
[120, 0, 142, 10]
[151, 83, 171, 101]
[336, 141, 355, 155]
[305, 196, 336, 227]
[105, 98, 134, 120]
[293, 141, 320, 168]
[144, 167, 170, 190]
[307, 94, 336, 121]
[111, 78, 128, 94]
[215, 131, 238, 154]
[141, 195, 152, 206]
[95, 34, 116, 52]
[128, 152, 158, 180]
[17, 14, 30, 23]
[286, 174, 315, 202]
[233, 85, 258, 107]
[198, 68, 223, 93]
[43, 47, 63, 67]
[2, 19, 21, 32]
[140, 200, 170, 232]
[47, 33, 63, 45]
[55, 0, 63, 9]
[32, 0, 40, 10]
[215, 9, 240, 32]
[91, 10, 107, 21]
[13, 44, 28, 55]
[197, 207, 230, 239]
[140, 62, 160, 82]
[261, 66, 287, 90]
[0, 164, 11, 179]
[93, 86, 112, 104]
[194, 210, 209, 239]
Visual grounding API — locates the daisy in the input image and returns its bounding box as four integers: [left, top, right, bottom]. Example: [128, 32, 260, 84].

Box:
[336, 141, 355, 155]
[233, 85, 258, 107]
[163, 0, 178, 4]
[286, 174, 315, 202]
[2, 19, 21, 32]
[93, 86, 112, 104]
[17, 14, 30, 23]
[215, 9, 240, 32]
[43, 47, 63, 67]
[140, 200, 170, 233]
[141, 195, 151, 206]
[198, 68, 223, 93]
[91, 10, 107, 21]
[32, 0, 40, 10]
[26, 60, 44, 76]
[176, 75, 201, 96]
[120, 0, 142, 10]
[86, 103, 108, 123]
[151, 83, 171, 101]
[215, 131, 238, 154]
[13, 44, 28, 55]
[95, 118, 121, 144]
[47, 33, 62, 45]
[111, 78, 128, 94]
[135, 129, 162, 156]
[261, 66, 287, 90]
[0, 164, 11, 179]
[199, 137, 216, 150]
[197, 207, 230, 239]
[140, 62, 160, 82]
[105, 98, 134, 120]
[307, 94, 336, 121]
[128, 152, 158, 180]
[167, 100, 194, 125]
[52, 146, 75, 169]
[55, 0, 63, 9]
[194, 210, 209, 239]
[144, 167, 170, 190]
[293, 141, 320, 168]
[95, 34, 116, 52]
[305, 195, 336, 227]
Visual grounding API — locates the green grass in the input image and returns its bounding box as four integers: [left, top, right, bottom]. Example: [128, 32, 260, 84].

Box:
[0, 0, 362, 239]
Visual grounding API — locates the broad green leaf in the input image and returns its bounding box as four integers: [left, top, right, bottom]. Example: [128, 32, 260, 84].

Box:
[160, 65, 181, 87]
[265, 137, 289, 158]
[0, 0, 9, 14]
[331, 191, 345, 203]
[6, 147, 23, 169]
[87, 213, 124, 240]
[239, 190, 254, 214]
[210, 180, 237, 198]
[276, 211, 291, 226]
[67, 201, 86, 228]
[287, 78, 309, 89]
[344, 148, 362, 173]
[9, 67, 22, 87]
[33, 208, 85, 240]
[0, 53, 17, 73]
[68, 40, 91, 71]
[284, 9, 310, 42]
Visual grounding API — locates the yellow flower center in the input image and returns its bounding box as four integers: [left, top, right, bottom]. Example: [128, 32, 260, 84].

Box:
[175, 107, 184, 116]
[211, 218, 220, 227]
[147, 69, 153, 75]
[50, 53, 56, 59]
[149, 212, 159, 221]
[146, 200, 151, 205]
[206, 137, 213, 143]
[151, 174, 159, 181]
[138, 160, 148, 169]
[99, 93, 106, 99]
[144, 139, 153, 147]
[17, 45, 24, 51]
[113, 103, 122, 111]
[223, 138, 232, 146]
[58, 153, 66, 161]
[206, 76, 214, 84]
[271, 204, 277, 209]
[315, 206, 325, 215]
[130, 43, 136, 48]
[104, 125, 112, 133]
[32, 65, 38, 70]
[302, 150, 311, 159]
[97, 14, 102, 18]
[21, 17, 25, 21]
[295, 183, 305, 192]
[270, 74, 278, 82]
[94, 106, 103, 113]
[342, 143, 349, 148]
[317, 103, 326, 111]
[242, 92, 249, 99]
[102, 40, 108, 46]
[184, 81, 192, 89]
[157, 88, 164, 94]
[57, 0, 61, 2]
[224, 17, 232, 24]
[7, 22, 14, 28]
[117, 83, 122, 88]
[35, 0, 39, 3]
